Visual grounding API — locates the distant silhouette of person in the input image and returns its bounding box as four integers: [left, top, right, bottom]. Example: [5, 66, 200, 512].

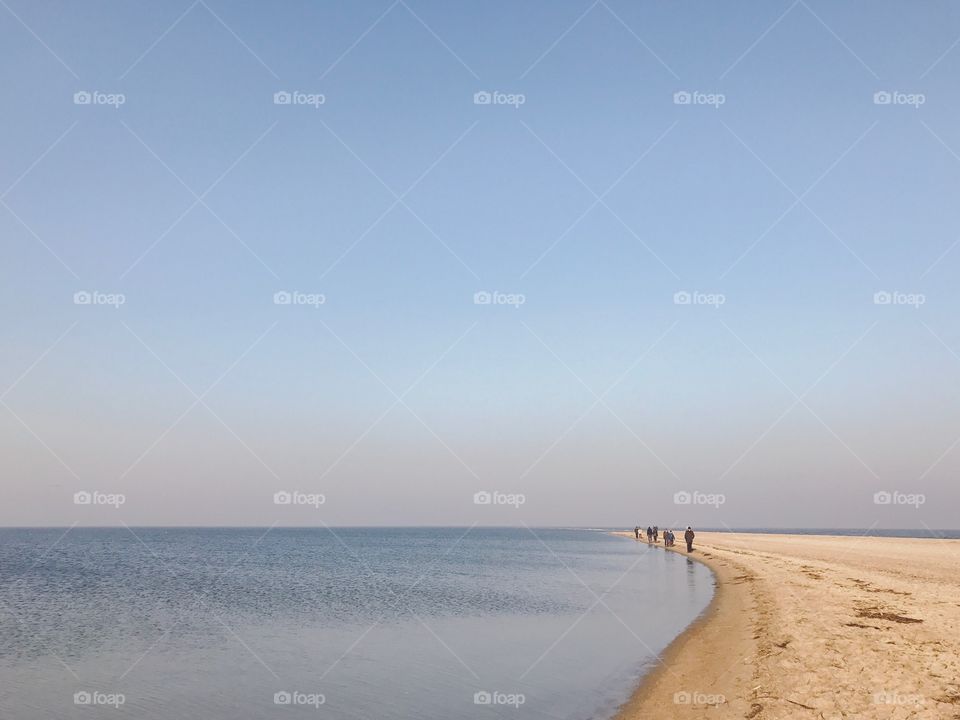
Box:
[646, 526, 653, 542]
[684, 527, 695, 552]
[634, 526, 639, 539]
[653, 526, 659, 542]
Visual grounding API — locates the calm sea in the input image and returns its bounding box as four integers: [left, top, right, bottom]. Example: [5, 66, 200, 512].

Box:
[0, 528, 712, 719]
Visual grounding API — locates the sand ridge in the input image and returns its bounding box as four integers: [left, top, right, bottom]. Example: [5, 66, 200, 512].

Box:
[612, 532, 960, 719]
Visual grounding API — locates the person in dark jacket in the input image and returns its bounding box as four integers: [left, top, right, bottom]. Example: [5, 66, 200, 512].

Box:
[634, 526, 639, 539]
[684, 527, 695, 552]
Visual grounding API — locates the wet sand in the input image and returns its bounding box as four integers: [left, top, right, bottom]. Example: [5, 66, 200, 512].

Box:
[611, 531, 960, 719]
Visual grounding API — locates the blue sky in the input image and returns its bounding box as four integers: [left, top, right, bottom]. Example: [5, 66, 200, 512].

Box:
[2, 0, 960, 527]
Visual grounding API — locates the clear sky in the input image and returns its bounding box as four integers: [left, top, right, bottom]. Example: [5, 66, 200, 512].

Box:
[2, 0, 960, 529]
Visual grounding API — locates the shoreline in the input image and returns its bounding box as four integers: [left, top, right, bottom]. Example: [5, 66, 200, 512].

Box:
[610, 533, 760, 719]
[609, 531, 960, 719]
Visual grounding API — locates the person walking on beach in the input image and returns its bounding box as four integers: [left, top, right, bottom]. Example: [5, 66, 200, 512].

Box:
[653, 526, 659, 542]
[684, 526, 695, 552]
[646, 526, 653, 542]
[634, 526, 639, 540]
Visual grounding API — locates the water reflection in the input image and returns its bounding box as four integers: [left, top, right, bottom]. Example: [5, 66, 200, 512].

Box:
[0, 528, 714, 720]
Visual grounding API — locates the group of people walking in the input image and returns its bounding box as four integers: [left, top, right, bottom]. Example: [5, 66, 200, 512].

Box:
[633, 525, 695, 552]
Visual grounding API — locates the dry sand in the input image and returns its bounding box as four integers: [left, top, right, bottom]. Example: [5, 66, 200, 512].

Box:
[611, 531, 960, 719]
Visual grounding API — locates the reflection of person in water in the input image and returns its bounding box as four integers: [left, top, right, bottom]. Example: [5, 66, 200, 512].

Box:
[684, 526, 695, 552]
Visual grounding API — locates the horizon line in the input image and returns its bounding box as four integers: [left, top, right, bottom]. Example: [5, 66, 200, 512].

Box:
[1, 525, 957, 533]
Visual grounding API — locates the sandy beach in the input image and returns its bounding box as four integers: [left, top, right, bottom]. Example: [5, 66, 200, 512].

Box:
[612, 532, 960, 719]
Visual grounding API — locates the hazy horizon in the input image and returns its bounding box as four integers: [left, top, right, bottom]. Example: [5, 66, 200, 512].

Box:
[3, 526, 958, 534]
[3, 1, 960, 531]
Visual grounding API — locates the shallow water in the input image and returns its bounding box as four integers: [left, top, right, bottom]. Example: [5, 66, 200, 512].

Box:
[0, 528, 713, 719]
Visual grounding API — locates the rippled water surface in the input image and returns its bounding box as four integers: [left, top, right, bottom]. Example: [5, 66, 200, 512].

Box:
[0, 528, 713, 719]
